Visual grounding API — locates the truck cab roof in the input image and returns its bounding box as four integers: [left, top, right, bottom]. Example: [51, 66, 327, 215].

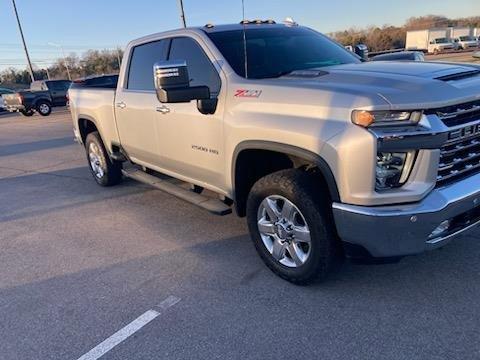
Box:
[128, 21, 297, 45]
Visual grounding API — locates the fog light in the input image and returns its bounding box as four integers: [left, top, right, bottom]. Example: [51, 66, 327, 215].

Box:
[376, 151, 416, 190]
[429, 220, 451, 239]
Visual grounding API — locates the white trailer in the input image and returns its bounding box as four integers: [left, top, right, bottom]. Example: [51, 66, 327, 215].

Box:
[450, 27, 472, 38]
[406, 29, 454, 54]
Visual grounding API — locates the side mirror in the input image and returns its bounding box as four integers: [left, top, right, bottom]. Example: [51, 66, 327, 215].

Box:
[153, 60, 210, 103]
[354, 44, 369, 61]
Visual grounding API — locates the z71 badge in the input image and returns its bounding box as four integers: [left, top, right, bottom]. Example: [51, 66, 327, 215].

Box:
[234, 89, 262, 98]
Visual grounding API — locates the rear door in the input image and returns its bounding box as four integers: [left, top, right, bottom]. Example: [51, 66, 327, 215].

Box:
[114, 39, 170, 165]
[46, 81, 70, 105]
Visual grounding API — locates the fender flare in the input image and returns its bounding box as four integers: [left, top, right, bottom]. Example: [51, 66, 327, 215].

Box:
[77, 115, 106, 146]
[32, 96, 52, 108]
[232, 140, 340, 203]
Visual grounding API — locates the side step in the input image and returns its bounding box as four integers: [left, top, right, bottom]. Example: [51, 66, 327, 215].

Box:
[122, 168, 232, 216]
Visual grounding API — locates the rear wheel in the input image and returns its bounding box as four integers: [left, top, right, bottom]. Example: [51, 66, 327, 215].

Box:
[36, 101, 52, 116]
[85, 132, 122, 186]
[20, 109, 34, 117]
[246, 169, 341, 284]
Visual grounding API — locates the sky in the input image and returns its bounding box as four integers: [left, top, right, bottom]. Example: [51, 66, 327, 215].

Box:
[0, 0, 477, 70]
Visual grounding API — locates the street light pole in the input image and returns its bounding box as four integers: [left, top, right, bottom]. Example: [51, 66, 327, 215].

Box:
[48, 42, 71, 80]
[11, 0, 35, 82]
[177, 0, 186, 28]
[116, 49, 122, 69]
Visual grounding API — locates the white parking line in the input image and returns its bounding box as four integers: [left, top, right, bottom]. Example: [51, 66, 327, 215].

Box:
[76, 296, 181, 360]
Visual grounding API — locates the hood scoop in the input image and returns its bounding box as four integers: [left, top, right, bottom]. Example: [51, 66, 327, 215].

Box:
[435, 69, 480, 82]
[287, 69, 329, 78]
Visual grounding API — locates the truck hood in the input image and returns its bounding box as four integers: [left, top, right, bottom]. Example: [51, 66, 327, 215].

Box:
[279, 61, 480, 109]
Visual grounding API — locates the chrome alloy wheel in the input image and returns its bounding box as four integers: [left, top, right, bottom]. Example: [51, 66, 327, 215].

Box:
[88, 142, 105, 179]
[257, 195, 312, 268]
[38, 103, 50, 114]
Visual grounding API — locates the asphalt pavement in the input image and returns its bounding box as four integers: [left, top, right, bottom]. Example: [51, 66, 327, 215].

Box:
[1, 109, 480, 360]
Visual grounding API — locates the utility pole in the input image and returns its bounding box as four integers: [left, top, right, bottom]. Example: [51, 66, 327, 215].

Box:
[11, 0, 35, 82]
[116, 48, 122, 70]
[177, 0, 186, 28]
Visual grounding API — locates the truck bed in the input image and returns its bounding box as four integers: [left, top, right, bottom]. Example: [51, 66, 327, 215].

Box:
[68, 86, 120, 152]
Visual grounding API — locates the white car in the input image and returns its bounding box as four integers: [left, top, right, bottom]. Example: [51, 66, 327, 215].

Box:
[0, 88, 15, 111]
[453, 36, 479, 50]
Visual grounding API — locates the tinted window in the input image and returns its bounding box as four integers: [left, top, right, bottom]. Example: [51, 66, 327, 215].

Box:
[169, 37, 221, 94]
[48, 81, 71, 91]
[88, 75, 118, 87]
[207, 27, 359, 79]
[128, 40, 169, 90]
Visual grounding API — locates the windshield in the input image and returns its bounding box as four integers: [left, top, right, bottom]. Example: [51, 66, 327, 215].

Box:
[435, 38, 448, 44]
[459, 36, 474, 41]
[207, 26, 360, 79]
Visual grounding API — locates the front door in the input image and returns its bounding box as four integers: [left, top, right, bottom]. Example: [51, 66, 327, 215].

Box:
[155, 36, 225, 189]
[115, 39, 169, 166]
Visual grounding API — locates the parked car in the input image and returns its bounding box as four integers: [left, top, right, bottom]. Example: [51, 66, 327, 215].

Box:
[0, 87, 15, 112]
[428, 37, 455, 54]
[3, 79, 71, 116]
[371, 51, 425, 62]
[453, 36, 479, 50]
[70, 21, 480, 284]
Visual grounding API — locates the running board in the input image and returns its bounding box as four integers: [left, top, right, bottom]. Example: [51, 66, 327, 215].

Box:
[121, 168, 232, 216]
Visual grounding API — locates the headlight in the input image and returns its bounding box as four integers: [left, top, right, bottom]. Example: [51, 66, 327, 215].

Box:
[376, 151, 416, 190]
[352, 110, 423, 127]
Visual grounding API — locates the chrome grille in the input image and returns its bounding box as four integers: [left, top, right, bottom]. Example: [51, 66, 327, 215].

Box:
[437, 124, 480, 186]
[429, 99, 480, 127]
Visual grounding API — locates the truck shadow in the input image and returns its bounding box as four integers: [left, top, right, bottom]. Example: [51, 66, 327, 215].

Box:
[0, 137, 73, 157]
[0, 167, 149, 223]
[1, 229, 480, 358]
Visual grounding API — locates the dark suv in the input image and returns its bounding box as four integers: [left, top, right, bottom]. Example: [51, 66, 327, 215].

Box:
[3, 79, 71, 116]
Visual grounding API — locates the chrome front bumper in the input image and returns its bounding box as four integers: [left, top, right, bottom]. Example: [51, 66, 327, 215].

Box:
[332, 172, 480, 257]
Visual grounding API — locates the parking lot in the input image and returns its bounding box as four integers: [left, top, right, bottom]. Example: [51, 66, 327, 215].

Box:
[1, 109, 480, 359]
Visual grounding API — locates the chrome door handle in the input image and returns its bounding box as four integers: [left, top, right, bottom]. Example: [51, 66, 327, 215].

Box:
[116, 102, 126, 109]
[156, 105, 170, 114]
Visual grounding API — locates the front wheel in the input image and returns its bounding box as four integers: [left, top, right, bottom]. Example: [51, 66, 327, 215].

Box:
[85, 132, 122, 186]
[20, 109, 34, 117]
[246, 169, 341, 284]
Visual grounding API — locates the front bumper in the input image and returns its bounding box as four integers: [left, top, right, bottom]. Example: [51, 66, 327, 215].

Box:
[332, 172, 480, 258]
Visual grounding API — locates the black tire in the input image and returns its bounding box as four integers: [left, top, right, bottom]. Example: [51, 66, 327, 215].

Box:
[36, 101, 52, 116]
[20, 109, 34, 117]
[246, 169, 341, 285]
[85, 131, 122, 186]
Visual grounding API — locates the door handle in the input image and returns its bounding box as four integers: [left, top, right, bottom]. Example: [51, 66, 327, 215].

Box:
[156, 105, 170, 114]
[116, 102, 126, 109]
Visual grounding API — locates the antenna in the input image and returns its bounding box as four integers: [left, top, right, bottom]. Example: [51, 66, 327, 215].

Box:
[241, 0, 248, 78]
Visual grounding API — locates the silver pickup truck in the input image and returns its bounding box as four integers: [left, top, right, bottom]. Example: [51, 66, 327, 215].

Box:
[69, 21, 480, 284]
